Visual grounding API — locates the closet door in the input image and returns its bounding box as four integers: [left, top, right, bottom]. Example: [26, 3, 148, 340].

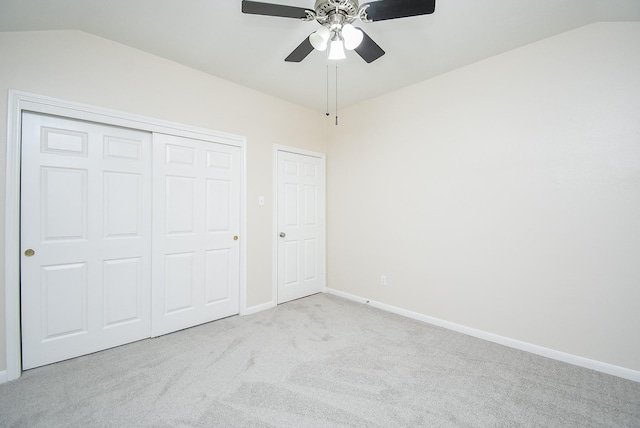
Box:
[21, 112, 152, 369]
[152, 133, 241, 336]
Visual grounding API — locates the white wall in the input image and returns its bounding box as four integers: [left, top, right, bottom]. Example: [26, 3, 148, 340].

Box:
[0, 30, 327, 372]
[327, 23, 640, 371]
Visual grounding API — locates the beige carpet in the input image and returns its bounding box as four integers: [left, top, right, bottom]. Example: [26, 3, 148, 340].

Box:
[0, 293, 638, 427]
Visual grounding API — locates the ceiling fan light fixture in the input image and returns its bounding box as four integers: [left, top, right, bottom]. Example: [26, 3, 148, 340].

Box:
[342, 23, 363, 50]
[309, 25, 330, 51]
[328, 37, 346, 60]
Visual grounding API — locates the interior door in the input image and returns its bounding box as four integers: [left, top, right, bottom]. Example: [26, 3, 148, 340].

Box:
[277, 150, 325, 304]
[152, 133, 241, 336]
[21, 112, 152, 370]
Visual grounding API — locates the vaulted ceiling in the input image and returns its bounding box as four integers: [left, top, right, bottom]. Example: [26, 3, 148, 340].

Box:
[1, 0, 639, 113]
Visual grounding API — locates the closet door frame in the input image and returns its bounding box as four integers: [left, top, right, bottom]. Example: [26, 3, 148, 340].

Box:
[4, 90, 247, 382]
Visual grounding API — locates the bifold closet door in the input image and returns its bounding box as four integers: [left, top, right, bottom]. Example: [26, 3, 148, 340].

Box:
[152, 133, 241, 336]
[20, 112, 152, 370]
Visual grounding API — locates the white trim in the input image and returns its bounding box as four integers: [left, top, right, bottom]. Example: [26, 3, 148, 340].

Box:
[325, 288, 369, 304]
[273, 145, 326, 159]
[4, 90, 247, 381]
[325, 288, 640, 383]
[272, 145, 327, 305]
[5, 92, 23, 381]
[238, 136, 248, 316]
[8, 91, 245, 145]
[242, 301, 277, 316]
[272, 147, 278, 307]
[0, 370, 7, 385]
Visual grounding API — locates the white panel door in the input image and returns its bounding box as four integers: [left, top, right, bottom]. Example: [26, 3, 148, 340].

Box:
[277, 150, 325, 303]
[152, 133, 241, 336]
[21, 112, 152, 370]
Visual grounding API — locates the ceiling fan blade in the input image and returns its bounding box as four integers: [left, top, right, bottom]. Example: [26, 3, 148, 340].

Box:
[354, 29, 385, 63]
[285, 37, 314, 62]
[361, 0, 436, 22]
[241, 0, 312, 19]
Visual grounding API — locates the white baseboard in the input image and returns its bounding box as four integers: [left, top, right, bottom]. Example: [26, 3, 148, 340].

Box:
[242, 300, 276, 316]
[0, 370, 7, 385]
[325, 288, 640, 383]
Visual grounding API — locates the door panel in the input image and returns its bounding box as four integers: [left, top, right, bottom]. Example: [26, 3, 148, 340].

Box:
[165, 176, 196, 234]
[304, 239, 317, 280]
[152, 133, 240, 336]
[205, 249, 231, 303]
[103, 257, 143, 327]
[41, 263, 87, 340]
[206, 180, 231, 230]
[164, 252, 196, 314]
[41, 167, 88, 241]
[285, 242, 298, 285]
[21, 112, 152, 370]
[277, 151, 325, 303]
[104, 172, 143, 238]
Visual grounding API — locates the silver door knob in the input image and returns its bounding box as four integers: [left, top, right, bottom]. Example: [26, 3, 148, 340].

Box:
[279, 232, 286, 238]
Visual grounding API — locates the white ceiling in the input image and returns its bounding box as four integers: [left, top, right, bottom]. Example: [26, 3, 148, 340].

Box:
[1, 0, 639, 113]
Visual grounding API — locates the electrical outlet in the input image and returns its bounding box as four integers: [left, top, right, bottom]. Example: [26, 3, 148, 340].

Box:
[380, 275, 387, 286]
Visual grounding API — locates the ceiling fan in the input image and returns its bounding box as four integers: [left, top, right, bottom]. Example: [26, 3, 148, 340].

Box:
[241, 0, 436, 63]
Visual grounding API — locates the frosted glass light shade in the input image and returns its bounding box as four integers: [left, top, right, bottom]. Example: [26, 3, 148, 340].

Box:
[342, 24, 363, 50]
[328, 39, 346, 60]
[309, 26, 330, 51]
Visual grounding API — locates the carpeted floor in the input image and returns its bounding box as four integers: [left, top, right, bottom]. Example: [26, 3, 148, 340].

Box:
[0, 293, 639, 427]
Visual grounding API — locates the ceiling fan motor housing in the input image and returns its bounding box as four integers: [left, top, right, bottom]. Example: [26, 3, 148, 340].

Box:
[314, 0, 360, 24]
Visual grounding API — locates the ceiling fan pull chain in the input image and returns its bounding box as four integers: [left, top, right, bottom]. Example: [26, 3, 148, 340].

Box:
[326, 64, 330, 117]
[335, 63, 339, 126]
